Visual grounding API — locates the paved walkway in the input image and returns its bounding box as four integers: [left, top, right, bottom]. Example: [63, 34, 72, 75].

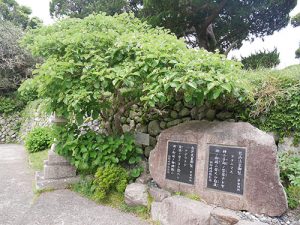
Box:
[0, 144, 149, 225]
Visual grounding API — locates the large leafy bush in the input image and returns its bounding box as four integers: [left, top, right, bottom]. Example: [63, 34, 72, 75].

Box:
[21, 13, 249, 135]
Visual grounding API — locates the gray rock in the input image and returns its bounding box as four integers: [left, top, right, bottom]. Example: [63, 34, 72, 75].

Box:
[136, 173, 152, 184]
[149, 187, 171, 202]
[166, 119, 182, 128]
[170, 111, 178, 119]
[179, 108, 190, 117]
[236, 221, 268, 225]
[150, 196, 213, 225]
[191, 107, 198, 119]
[125, 183, 148, 207]
[43, 162, 77, 179]
[184, 101, 194, 109]
[174, 102, 183, 112]
[136, 124, 148, 133]
[216, 112, 233, 121]
[278, 137, 300, 152]
[160, 121, 167, 129]
[122, 124, 130, 133]
[149, 136, 157, 147]
[182, 117, 191, 122]
[148, 120, 161, 136]
[198, 111, 206, 120]
[206, 109, 216, 121]
[144, 146, 153, 158]
[210, 207, 240, 225]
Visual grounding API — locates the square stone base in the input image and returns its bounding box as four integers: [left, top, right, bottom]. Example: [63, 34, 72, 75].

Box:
[35, 171, 80, 191]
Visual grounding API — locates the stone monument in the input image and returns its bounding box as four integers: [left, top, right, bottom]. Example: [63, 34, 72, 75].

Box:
[149, 121, 287, 216]
[35, 115, 80, 190]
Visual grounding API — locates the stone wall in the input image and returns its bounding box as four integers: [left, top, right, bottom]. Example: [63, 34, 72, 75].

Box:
[0, 107, 50, 144]
[120, 102, 235, 158]
[0, 113, 22, 143]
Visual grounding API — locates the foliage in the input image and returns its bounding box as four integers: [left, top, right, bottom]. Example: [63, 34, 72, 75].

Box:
[279, 151, 300, 209]
[72, 177, 150, 219]
[0, 94, 24, 114]
[18, 78, 39, 103]
[0, 0, 42, 29]
[241, 49, 280, 70]
[92, 165, 129, 201]
[291, 13, 300, 27]
[24, 127, 53, 153]
[236, 65, 300, 143]
[54, 124, 143, 173]
[0, 21, 37, 94]
[28, 149, 49, 171]
[22, 13, 248, 135]
[142, 0, 296, 52]
[49, 0, 141, 18]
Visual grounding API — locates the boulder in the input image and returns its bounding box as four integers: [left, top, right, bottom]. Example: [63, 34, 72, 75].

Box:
[149, 187, 171, 202]
[125, 183, 148, 206]
[149, 121, 287, 216]
[150, 196, 213, 225]
[210, 207, 240, 225]
[148, 120, 161, 136]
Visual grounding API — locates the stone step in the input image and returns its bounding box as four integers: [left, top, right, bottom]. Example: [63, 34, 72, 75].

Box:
[43, 164, 76, 179]
[35, 171, 80, 191]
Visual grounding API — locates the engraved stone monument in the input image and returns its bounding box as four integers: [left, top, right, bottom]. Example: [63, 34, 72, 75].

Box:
[149, 121, 287, 216]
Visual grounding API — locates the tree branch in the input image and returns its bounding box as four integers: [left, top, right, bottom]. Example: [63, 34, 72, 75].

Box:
[204, 0, 228, 29]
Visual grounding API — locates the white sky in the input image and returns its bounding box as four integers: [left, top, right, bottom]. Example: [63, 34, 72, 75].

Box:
[16, 0, 300, 69]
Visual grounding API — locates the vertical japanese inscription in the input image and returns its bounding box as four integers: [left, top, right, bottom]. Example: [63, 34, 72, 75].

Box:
[207, 145, 246, 195]
[165, 141, 197, 184]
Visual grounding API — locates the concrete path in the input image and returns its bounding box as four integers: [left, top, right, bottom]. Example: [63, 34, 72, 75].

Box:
[0, 145, 149, 225]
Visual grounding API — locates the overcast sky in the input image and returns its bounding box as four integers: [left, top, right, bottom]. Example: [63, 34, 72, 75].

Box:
[16, 0, 300, 69]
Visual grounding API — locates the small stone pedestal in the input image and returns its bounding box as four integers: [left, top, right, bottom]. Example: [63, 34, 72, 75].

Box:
[35, 144, 80, 191]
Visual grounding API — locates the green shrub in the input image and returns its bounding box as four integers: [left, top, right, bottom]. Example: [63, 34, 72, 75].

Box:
[279, 152, 300, 209]
[0, 94, 24, 114]
[25, 127, 53, 153]
[236, 65, 300, 143]
[92, 165, 129, 201]
[54, 124, 143, 174]
[241, 48, 280, 70]
[22, 13, 249, 135]
[18, 78, 39, 103]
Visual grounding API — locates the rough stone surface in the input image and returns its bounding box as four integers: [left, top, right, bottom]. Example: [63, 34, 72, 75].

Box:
[125, 183, 148, 206]
[149, 121, 287, 216]
[278, 137, 300, 152]
[151, 196, 213, 225]
[149, 187, 171, 202]
[148, 120, 161, 136]
[206, 109, 216, 121]
[179, 108, 190, 117]
[210, 207, 240, 225]
[36, 171, 80, 190]
[44, 162, 77, 179]
[237, 221, 268, 225]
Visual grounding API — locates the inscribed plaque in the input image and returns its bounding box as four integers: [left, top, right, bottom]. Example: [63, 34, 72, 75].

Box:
[207, 145, 246, 195]
[165, 141, 197, 184]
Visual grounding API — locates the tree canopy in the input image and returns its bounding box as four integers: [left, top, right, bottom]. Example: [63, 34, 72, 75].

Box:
[0, 0, 42, 29]
[292, 13, 300, 59]
[49, 0, 141, 18]
[48, 0, 297, 53]
[0, 20, 36, 93]
[142, 0, 297, 52]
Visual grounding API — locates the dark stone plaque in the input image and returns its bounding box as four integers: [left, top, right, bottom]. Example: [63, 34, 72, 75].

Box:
[165, 141, 197, 184]
[207, 145, 246, 195]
